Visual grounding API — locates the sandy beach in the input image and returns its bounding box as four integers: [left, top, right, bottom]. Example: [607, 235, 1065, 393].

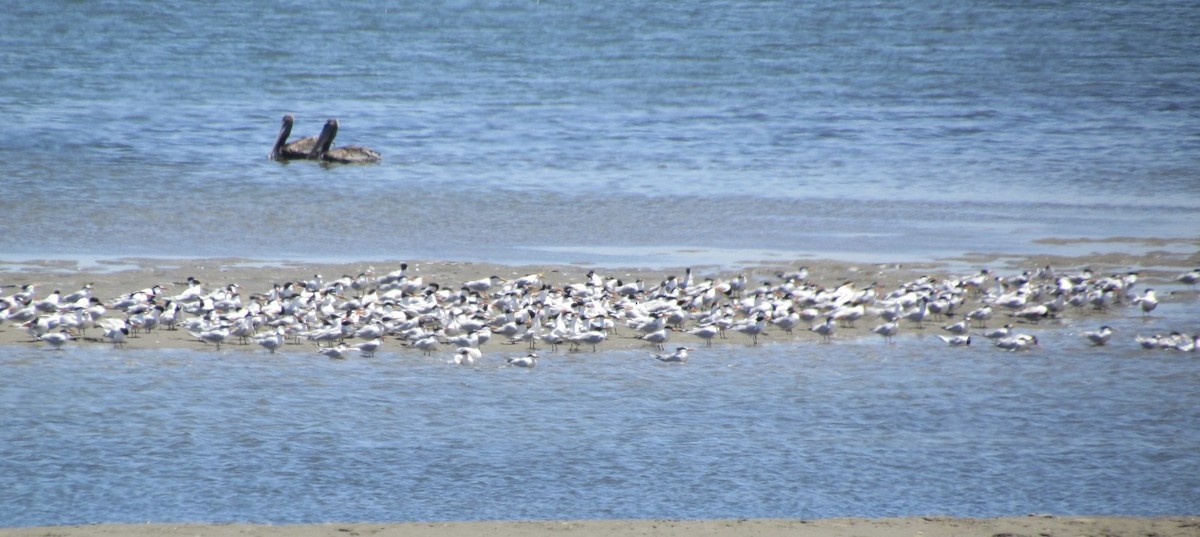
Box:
[2, 516, 1198, 537]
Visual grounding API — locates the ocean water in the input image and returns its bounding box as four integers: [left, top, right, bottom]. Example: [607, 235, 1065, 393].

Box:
[2, 305, 1198, 526]
[2, 0, 1199, 526]
[1, 0, 1198, 266]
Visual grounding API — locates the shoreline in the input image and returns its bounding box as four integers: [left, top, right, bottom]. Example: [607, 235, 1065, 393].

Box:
[2, 517, 1198, 537]
[2, 247, 1198, 354]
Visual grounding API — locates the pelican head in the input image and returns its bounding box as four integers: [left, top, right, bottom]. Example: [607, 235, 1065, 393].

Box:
[309, 119, 339, 159]
[269, 114, 297, 160]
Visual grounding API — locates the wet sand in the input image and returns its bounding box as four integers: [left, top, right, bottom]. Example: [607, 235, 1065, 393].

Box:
[1, 516, 1197, 537]
[1, 246, 1197, 352]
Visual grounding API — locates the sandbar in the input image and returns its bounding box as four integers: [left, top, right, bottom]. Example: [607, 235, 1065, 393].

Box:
[1, 245, 1197, 352]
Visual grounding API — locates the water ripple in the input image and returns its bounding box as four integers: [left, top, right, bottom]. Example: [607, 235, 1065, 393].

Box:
[1, 337, 1197, 525]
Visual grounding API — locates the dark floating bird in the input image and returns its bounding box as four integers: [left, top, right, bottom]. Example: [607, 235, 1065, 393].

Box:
[309, 118, 382, 164]
[268, 114, 320, 161]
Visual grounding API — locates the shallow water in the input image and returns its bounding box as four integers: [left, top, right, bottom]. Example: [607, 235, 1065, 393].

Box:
[2, 303, 1198, 526]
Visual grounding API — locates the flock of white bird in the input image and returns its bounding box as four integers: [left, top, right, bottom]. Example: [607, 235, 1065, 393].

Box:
[3, 263, 1198, 364]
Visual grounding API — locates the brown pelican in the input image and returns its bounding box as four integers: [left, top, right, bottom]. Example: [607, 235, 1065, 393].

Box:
[309, 119, 382, 164]
[269, 115, 321, 161]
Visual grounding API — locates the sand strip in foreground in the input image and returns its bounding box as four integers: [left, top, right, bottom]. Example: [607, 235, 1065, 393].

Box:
[1, 517, 1197, 537]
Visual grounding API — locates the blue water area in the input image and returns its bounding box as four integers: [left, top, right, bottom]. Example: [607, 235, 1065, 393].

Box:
[1, 1, 1198, 265]
[2, 319, 1197, 526]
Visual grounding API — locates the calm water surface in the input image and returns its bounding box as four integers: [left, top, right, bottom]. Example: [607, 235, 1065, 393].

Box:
[2, 321, 1198, 526]
[1, 0, 1198, 265]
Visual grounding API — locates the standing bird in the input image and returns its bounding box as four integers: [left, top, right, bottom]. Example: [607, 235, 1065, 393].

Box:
[1133, 289, 1158, 317]
[734, 315, 768, 345]
[809, 316, 836, 342]
[353, 337, 384, 357]
[770, 308, 802, 334]
[568, 330, 607, 352]
[686, 324, 721, 347]
[253, 329, 285, 354]
[190, 326, 230, 350]
[409, 334, 440, 356]
[871, 320, 899, 343]
[903, 298, 930, 328]
[941, 316, 971, 335]
[38, 329, 72, 350]
[966, 305, 993, 328]
[100, 319, 130, 349]
[636, 326, 673, 351]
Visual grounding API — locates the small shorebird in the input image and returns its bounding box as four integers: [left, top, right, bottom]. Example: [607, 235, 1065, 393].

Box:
[319, 344, 350, 360]
[941, 316, 971, 335]
[966, 305, 993, 328]
[995, 334, 1038, 352]
[809, 316, 836, 342]
[62, 284, 93, 304]
[1083, 326, 1114, 346]
[1176, 269, 1200, 288]
[32, 289, 61, 313]
[871, 320, 899, 343]
[830, 304, 864, 328]
[686, 324, 721, 347]
[253, 329, 285, 354]
[1135, 333, 1160, 349]
[637, 326, 672, 350]
[1133, 289, 1158, 316]
[937, 334, 972, 347]
[190, 326, 230, 350]
[408, 334, 440, 356]
[734, 315, 767, 345]
[507, 353, 537, 368]
[103, 324, 130, 349]
[980, 324, 1013, 340]
[38, 329, 72, 350]
[652, 346, 693, 363]
[569, 330, 607, 352]
[770, 308, 801, 334]
[353, 337, 384, 357]
[1169, 334, 1198, 352]
[452, 347, 481, 366]
[464, 275, 503, 293]
[1009, 304, 1050, 324]
[902, 298, 929, 328]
